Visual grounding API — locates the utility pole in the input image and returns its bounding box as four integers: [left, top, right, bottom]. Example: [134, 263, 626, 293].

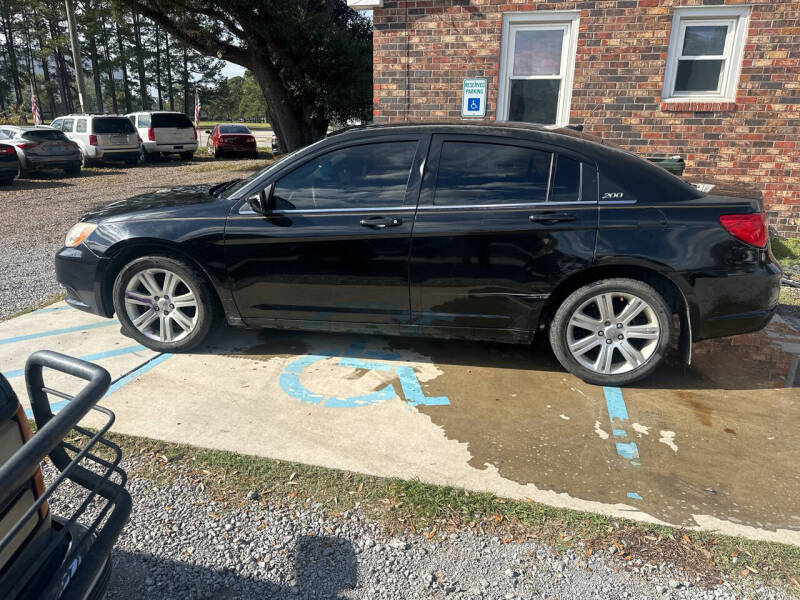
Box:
[63, 0, 87, 112]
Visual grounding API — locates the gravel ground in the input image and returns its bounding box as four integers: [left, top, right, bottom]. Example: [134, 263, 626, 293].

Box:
[44, 459, 791, 600]
[0, 158, 261, 320]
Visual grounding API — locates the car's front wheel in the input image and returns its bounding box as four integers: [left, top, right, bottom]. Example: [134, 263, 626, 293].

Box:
[112, 255, 216, 352]
[549, 278, 672, 386]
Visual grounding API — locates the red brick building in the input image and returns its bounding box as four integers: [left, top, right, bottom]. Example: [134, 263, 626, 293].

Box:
[349, 0, 799, 235]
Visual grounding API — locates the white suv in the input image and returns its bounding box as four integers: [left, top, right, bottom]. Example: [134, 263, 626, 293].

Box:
[126, 111, 198, 162]
[51, 114, 140, 166]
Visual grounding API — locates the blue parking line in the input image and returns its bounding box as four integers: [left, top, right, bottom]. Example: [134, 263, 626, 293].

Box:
[32, 305, 72, 314]
[1, 345, 146, 379]
[0, 320, 119, 346]
[23, 352, 172, 418]
[603, 386, 643, 501]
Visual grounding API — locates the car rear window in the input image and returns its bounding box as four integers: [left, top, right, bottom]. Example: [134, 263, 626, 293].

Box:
[22, 130, 68, 142]
[151, 113, 193, 128]
[92, 118, 136, 134]
[219, 125, 250, 134]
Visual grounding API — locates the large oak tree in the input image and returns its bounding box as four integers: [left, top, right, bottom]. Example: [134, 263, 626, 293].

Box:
[113, 0, 372, 151]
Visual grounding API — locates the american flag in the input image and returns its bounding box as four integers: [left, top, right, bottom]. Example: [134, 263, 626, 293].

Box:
[194, 88, 200, 130]
[31, 90, 41, 126]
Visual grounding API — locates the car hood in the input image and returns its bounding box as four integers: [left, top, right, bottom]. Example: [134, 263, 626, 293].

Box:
[82, 184, 232, 222]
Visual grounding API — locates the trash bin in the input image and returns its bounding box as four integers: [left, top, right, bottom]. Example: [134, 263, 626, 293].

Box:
[645, 155, 685, 176]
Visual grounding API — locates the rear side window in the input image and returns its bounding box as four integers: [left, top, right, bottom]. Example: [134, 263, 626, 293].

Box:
[273, 141, 418, 210]
[92, 118, 136, 134]
[151, 113, 193, 128]
[434, 141, 552, 206]
[22, 130, 68, 142]
[75, 119, 87, 133]
[62, 118, 74, 132]
[549, 155, 580, 203]
[137, 114, 151, 128]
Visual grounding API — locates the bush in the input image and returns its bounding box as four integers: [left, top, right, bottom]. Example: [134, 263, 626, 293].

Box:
[0, 105, 29, 125]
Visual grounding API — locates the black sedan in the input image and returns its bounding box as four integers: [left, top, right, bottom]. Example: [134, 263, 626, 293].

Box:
[0, 143, 19, 185]
[54, 123, 781, 385]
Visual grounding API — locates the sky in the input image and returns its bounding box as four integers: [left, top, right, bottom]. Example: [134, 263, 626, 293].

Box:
[221, 61, 246, 79]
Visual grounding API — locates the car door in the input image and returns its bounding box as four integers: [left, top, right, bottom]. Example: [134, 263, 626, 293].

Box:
[409, 134, 598, 340]
[225, 134, 428, 325]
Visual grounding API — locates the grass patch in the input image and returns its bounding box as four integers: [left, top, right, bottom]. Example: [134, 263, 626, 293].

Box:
[3, 293, 65, 322]
[186, 156, 273, 174]
[103, 432, 800, 592]
[772, 236, 800, 267]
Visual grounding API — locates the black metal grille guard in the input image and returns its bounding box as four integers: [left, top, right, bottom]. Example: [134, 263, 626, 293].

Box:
[0, 350, 132, 600]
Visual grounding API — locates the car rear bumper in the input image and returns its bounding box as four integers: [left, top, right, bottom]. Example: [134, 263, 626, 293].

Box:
[20, 153, 81, 170]
[689, 260, 782, 341]
[143, 141, 198, 154]
[89, 147, 140, 161]
[0, 163, 18, 177]
[54, 245, 112, 317]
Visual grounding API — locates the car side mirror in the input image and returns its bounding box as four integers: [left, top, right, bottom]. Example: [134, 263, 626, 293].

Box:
[248, 183, 274, 215]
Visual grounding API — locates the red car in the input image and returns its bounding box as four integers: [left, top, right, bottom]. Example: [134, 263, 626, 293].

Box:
[205, 124, 258, 158]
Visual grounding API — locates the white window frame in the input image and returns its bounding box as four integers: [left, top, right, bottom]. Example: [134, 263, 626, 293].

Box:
[497, 11, 580, 127]
[662, 6, 750, 102]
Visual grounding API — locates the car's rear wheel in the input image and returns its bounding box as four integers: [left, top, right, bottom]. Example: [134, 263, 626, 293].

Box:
[140, 148, 153, 163]
[180, 151, 194, 161]
[65, 164, 81, 176]
[549, 278, 672, 386]
[112, 256, 216, 352]
[0, 176, 14, 186]
[212, 145, 221, 159]
[80, 153, 93, 168]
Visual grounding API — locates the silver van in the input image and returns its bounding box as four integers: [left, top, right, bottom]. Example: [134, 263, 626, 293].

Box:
[51, 115, 140, 166]
[126, 111, 197, 162]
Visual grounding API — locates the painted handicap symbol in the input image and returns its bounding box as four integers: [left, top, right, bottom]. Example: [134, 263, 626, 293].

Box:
[279, 341, 449, 408]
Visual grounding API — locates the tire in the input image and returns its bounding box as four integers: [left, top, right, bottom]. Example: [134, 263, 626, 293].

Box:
[179, 151, 194, 161]
[81, 152, 93, 168]
[548, 278, 672, 386]
[213, 145, 221, 159]
[64, 164, 81, 176]
[0, 176, 14, 186]
[112, 255, 216, 353]
[140, 148, 153, 163]
[124, 158, 138, 166]
[249, 151, 259, 159]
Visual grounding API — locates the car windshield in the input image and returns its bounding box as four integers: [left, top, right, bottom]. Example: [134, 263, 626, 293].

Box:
[219, 125, 250, 134]
[93, 118, 136, 134]
[21, 130, 67, 142]
[151, 113, 193, 128]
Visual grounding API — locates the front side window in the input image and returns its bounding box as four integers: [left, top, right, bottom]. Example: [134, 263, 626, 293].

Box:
[51, 119, 63, 131]
[75, 119, 87, 133]
[434, 142, 552, 206]
[272, 141, 418, 210]
[498, 12, 579, 126]
[662, 7, 750, 101]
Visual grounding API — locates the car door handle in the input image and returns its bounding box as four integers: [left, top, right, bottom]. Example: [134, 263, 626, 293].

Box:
[529, 213, 577, 225]
[359, 216, 402, 229]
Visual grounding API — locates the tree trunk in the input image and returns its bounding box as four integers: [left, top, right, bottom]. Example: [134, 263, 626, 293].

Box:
[0, 3, 23, 105]
[115, 21, 132, 113]
[154, 23, 163, 110]
[88, 35, 103, 113]
[164, 32, 174, 110]
[181, 46, 189, 115]
[131, 12, 148, 110]
[100, 19, 118, 114]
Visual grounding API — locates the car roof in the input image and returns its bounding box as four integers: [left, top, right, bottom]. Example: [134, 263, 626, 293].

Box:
[3, 125, 57, 131]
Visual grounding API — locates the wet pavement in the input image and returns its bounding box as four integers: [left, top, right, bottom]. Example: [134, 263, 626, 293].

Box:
[1, 303, 798, 545]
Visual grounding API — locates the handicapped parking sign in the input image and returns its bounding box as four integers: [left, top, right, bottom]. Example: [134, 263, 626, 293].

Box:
[461, 78, 487, 118]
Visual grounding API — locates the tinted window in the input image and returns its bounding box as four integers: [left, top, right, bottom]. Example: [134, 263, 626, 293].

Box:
[581, 164, 598, 203]
[273, 141, 417, 210]
[22, 130, 68, 142]
[76, 119, 87, 133]
[51, 119, 63, 131]
[137, 114, 151, 127]
[220, 125, 250, 134]
[62, 118, 74, 132]
[549, 155, 580, 203]
[93, 118, 136, 134]
[151, 113, 193, 128]
[434, 141, 551, 206]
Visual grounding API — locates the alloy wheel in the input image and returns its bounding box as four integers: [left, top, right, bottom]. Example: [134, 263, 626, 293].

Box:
[123, 268, 199, 343]
[565, 292, 660, 375]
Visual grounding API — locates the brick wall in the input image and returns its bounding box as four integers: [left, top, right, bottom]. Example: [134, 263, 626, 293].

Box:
[372, 0, 800, 236]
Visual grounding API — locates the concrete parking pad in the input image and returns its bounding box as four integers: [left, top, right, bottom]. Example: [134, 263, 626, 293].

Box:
[1, 303, 798, 546]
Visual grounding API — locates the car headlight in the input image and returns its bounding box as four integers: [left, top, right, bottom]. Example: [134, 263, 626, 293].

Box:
[64, 222, 97, 247]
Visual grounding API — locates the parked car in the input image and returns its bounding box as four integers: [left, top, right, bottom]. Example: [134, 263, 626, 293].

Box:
[0, 351, 131, 599]
[51, 114, 140, 166]
[205, 124, 258, 158]
[54, 122, 781, 385]
[126, 111, 197, 162]
[271, 135, 280, 155]
[0, 143, 19, 185]
[0, 126, 81, 176]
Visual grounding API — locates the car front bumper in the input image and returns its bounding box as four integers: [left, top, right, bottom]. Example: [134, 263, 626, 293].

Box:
[54, 245, 113, 317]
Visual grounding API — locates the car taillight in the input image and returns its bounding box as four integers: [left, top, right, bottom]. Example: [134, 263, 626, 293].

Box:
[719, 213, 768, 248]
[247, 136, 255, 144]
[0, 146, 14, 154]
[89, 134, 98, 146]
[147, 127, 155, 141]
[17, 142, 38, 150]
[68, 141, 80, 149]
